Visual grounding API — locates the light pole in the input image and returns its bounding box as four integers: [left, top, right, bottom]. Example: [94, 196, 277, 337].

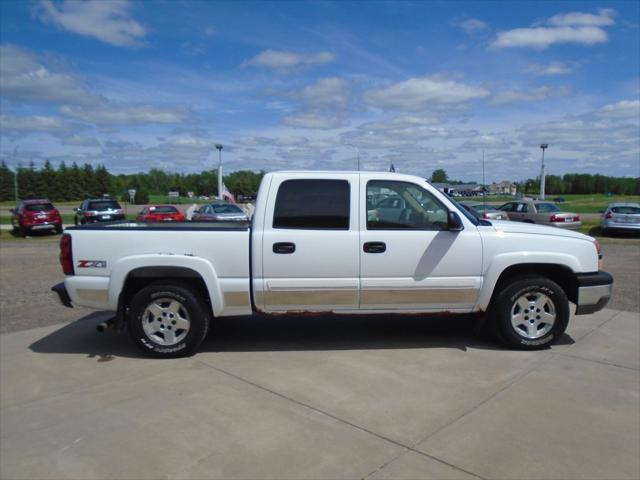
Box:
[345, 143, 360, 171]
[539, 143, 548, 200]
[12, 146, 19, 204]
[215, 144, 223, 200]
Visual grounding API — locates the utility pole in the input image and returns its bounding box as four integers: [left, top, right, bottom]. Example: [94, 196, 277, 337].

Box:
[539, 144, 548, 200]
[482, 150, 486, 205]
[215, 144, 223, 200]
[12, 146, 19, 204]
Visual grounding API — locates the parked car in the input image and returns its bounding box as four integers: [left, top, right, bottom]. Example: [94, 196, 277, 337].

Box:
[53, 170, 612, 358]
[74, 198, 125, 225]
[136, 205, 185, 222]
[601, 202, 640, 234]
[499, 199, 581, 229]
[10, 199, 62, 236]
[460, 202, 510, 221]
[191, 203, 249, 222]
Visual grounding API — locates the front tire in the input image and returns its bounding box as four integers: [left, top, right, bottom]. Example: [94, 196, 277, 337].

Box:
[128, 282, 211, 358]
[490, 275, 569, 350]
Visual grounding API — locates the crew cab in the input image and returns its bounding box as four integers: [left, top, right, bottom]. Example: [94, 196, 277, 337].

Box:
[52, 171, 613, 358]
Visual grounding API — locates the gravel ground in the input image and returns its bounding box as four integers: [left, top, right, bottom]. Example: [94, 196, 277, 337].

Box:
[0, 233, 638, 334]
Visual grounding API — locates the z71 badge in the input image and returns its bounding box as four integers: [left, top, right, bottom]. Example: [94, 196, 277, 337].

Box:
[77, 260, 107, 268]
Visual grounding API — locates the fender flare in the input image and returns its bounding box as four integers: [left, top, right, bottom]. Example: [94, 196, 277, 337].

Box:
[478, 252, 581, 311]
[108, 254, 223, 316]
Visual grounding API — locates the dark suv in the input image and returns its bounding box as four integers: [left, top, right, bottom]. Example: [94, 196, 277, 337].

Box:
[74, 198, 125, 225]
[11, 199, 63, 236]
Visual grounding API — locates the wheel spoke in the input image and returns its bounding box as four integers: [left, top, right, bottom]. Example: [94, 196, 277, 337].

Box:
[174, 317, 190, 331]
[167, 300, 182, 316]
[147, 303, 165, 320]
[516, 297, 530, 313]
[540, 310, 555, 325]
[533, 294, 550, 311]
[163, 329, 176, 345]
[145, 320, 162, 334]
[526, 322, 538, 338]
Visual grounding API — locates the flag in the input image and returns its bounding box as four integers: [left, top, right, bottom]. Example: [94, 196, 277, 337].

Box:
[221, 182, 235, 203]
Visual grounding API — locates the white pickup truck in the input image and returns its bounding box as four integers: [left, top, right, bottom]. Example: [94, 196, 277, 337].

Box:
[52, 171, 613, 358]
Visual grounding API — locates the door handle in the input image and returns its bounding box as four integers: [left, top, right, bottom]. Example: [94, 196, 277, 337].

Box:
[363, 241, 386, 253]
[273, 242, 296, 254]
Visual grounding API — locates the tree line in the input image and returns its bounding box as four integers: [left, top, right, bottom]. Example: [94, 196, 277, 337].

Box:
[519, 174, 640, 195]
[0, 161, 265, 203]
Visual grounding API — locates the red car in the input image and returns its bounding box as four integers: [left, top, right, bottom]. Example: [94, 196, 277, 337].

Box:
[136, 205, 185, 222]
[11, 199, 63, 236]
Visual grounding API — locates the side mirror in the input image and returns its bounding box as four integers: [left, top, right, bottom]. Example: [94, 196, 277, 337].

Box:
[448, 211, 463, 231]
[73, 208, 78, 212]
[9, 209, 15, 214]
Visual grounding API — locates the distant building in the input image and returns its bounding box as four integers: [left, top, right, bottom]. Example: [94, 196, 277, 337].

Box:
[489, 181, 517, 196]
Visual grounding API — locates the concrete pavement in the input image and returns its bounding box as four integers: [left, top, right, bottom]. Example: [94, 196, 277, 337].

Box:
[1, 309, 638, 479]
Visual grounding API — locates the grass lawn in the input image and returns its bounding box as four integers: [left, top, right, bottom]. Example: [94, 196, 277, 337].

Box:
[465, 193, 639, 213]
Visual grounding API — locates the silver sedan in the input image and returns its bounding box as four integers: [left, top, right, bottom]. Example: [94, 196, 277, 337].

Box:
[601, 202, 640, 234]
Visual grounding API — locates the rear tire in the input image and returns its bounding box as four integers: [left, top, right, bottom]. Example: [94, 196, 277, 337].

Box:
[490, 275, 569, 350]
[55, 224, 63, 234]
[128, 281, 211, 358]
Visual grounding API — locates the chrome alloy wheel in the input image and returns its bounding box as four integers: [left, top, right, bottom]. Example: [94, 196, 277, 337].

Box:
[510, 292, 556, 340]
[141, 297, 191, 346]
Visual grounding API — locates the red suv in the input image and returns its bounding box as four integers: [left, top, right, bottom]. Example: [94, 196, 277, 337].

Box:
[11, 199, 63, 236]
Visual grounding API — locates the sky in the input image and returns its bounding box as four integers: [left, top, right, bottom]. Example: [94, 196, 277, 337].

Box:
[0, 0, 639, 183]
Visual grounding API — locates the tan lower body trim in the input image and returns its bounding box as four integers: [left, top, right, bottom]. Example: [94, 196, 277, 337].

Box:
[76, 289, 109, 304]
[264, 290, 358, 306]
[361, 288, 478, 305]
[223, 291, 249, 307]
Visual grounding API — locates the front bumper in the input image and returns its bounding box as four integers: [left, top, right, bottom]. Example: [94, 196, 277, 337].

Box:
[51, 282, 73, 308]
[575, 271, 613, 315]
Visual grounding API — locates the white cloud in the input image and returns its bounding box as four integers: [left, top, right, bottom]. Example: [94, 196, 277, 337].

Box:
[34, 0, 146, 47]
[363, 76, 490, 110]
[60, 104, 189, 125]
[491, 86, 570, 104]
[524, 61, 574, 76]
[243, 50, 335, 71]
[492, 26, 607, 49]
[492, 9, 615, 49]
[0, 44, 99, 105]
[456, 18, 488, 34]
[292, 77, 349, 109]
[596, 100, 640, 119]
[460, 134, 516, 151]
[282, 112, 346, 129]
[0, 113, 75, 134]
[548, 9, 615, 27]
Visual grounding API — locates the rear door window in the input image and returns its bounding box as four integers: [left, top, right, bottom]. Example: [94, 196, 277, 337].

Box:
[273, 179, 350, 229]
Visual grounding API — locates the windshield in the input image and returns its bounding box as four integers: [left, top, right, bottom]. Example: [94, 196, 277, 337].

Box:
[25, 203, 54, 212]
[612, 206, 640, 214]
[150, 206, 178, 214]
[535, 203, 560, 213]
[212, 204, 243, 214]
[88, 201, 121, 210]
